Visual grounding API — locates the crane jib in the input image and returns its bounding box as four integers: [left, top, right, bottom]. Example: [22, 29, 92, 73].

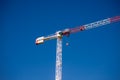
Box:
[69, 16, 120, 33]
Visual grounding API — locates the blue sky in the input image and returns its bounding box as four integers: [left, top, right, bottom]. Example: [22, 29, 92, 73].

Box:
[1, 0, 120, 80]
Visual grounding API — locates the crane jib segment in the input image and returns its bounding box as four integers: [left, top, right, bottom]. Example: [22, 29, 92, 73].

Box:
[110, 16, 120, 22]
[84, 18, 110, 30]
[70, 16, 120, 33]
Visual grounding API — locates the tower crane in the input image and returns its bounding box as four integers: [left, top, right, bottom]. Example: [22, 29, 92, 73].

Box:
[35, 16, 120, 80]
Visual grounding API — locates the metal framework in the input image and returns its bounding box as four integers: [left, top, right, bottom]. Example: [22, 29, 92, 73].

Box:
[56, 38, 62, 80]
[35, 16, 120, 80]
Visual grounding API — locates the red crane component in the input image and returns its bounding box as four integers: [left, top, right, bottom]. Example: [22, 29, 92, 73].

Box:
[60, 16, 120, 37]
[110, 16, 120, 22]
[70, 26, 85, 33]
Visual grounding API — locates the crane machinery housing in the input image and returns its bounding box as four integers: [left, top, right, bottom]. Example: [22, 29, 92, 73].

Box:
[35, 16, 120, 80]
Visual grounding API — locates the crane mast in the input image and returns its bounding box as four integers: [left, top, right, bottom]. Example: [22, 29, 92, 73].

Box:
[35, 16, 120, 80]
[56, 38, 62, 80]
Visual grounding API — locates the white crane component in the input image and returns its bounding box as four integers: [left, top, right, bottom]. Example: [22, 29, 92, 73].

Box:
[36, 31, 63, 80]
[35, 16, 120, 80]
[84, 18, 110, 30]
[35, 31, 62, 45]
[56, 38, 62, 80]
